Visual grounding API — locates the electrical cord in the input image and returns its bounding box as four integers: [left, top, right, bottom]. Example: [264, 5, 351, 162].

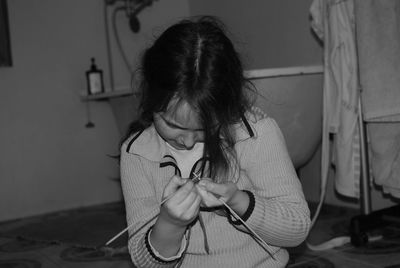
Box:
[103, 0, 115, 91]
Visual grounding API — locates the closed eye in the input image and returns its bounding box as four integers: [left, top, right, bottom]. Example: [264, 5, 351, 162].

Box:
[161, 116, 204, 131]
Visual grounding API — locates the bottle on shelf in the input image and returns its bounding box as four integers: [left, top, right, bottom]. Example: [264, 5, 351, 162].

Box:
[86, 57, 105, 95]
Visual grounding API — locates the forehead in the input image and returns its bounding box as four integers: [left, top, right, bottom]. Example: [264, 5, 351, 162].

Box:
[163, 98, 202, 129]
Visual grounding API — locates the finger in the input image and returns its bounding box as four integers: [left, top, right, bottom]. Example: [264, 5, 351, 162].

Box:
[164, 175, 187, 197]
[201, 180, 237, 198]
[196, 184, 220, 205]
[182, 194, 201, 220]
[198, 180, 224, 196]
[178, 185, 199, 207]
[170, 190, 199, 219]
[169, 180, 196, 205]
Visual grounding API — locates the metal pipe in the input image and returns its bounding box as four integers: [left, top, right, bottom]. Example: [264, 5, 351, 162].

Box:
[358, 96, 372, 215]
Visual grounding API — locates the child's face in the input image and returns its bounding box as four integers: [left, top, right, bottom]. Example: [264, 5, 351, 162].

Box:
[153, 99, 204, 150]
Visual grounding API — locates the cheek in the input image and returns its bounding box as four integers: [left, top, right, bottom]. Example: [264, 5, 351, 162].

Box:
[163, 130, 181, 141]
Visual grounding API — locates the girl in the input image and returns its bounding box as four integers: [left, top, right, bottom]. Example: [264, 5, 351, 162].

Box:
[120, 16, 310, 268]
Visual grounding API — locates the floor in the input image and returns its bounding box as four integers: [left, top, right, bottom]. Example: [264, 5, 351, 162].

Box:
[0, 202, 399, 268]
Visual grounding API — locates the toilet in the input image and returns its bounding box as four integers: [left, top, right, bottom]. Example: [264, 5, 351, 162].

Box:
[251, 73, 323, 169]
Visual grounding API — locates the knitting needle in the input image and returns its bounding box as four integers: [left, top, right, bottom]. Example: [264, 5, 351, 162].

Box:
[105, 172, 205, 247]
[104, 191, 177, 246]
[218, 198, 275, 259]
[104, 173, 202, 247]
[192, 171, 275, 259]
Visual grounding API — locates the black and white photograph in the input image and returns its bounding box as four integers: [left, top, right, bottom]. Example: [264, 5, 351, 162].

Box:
[0, 1, 399, 267]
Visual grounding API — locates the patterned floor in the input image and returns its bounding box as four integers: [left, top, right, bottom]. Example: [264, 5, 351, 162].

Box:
[0, 202, 399, 268]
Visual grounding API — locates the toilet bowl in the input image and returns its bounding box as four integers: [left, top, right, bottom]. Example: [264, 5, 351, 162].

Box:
[251, 73, 323, 169]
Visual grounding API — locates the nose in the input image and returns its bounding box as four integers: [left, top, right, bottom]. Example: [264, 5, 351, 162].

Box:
[181, 132, 197, 150]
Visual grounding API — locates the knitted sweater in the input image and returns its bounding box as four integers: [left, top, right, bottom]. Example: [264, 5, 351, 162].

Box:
[120, 110, 310, 268]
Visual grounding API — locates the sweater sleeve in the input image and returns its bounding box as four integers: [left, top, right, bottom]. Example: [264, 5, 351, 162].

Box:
[120, 142, 184, 268]
[232, 118, 311, 247]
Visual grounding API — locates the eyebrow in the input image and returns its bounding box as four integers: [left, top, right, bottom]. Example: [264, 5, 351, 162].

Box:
[161, 115, 204, 131]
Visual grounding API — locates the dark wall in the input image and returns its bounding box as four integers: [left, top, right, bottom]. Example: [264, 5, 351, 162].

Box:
[188, 0, 322, 69]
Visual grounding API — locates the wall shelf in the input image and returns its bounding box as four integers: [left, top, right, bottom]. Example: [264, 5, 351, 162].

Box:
[80, 88, 135, 101]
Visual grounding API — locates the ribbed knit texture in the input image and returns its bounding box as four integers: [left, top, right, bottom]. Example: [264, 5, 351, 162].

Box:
[120, 109, 311, 268]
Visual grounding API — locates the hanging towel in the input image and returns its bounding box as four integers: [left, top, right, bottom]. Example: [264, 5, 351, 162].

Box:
[367, 123, 400, 197]
[310, 0, 361, 198]
[355, 0, 400, 197]
[355, 0, 400, 122]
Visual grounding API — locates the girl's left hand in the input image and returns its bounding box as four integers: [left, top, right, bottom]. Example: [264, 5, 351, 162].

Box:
[196, 179, 238, 207]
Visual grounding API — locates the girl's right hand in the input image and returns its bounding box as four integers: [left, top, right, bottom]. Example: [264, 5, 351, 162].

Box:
[159, 175, 202, 227]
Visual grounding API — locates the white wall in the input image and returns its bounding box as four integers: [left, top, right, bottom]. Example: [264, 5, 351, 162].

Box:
[0, 0, 190, 222]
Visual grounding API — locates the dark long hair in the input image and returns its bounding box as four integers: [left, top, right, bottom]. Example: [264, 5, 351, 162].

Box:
[125, 16, 254, 181]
